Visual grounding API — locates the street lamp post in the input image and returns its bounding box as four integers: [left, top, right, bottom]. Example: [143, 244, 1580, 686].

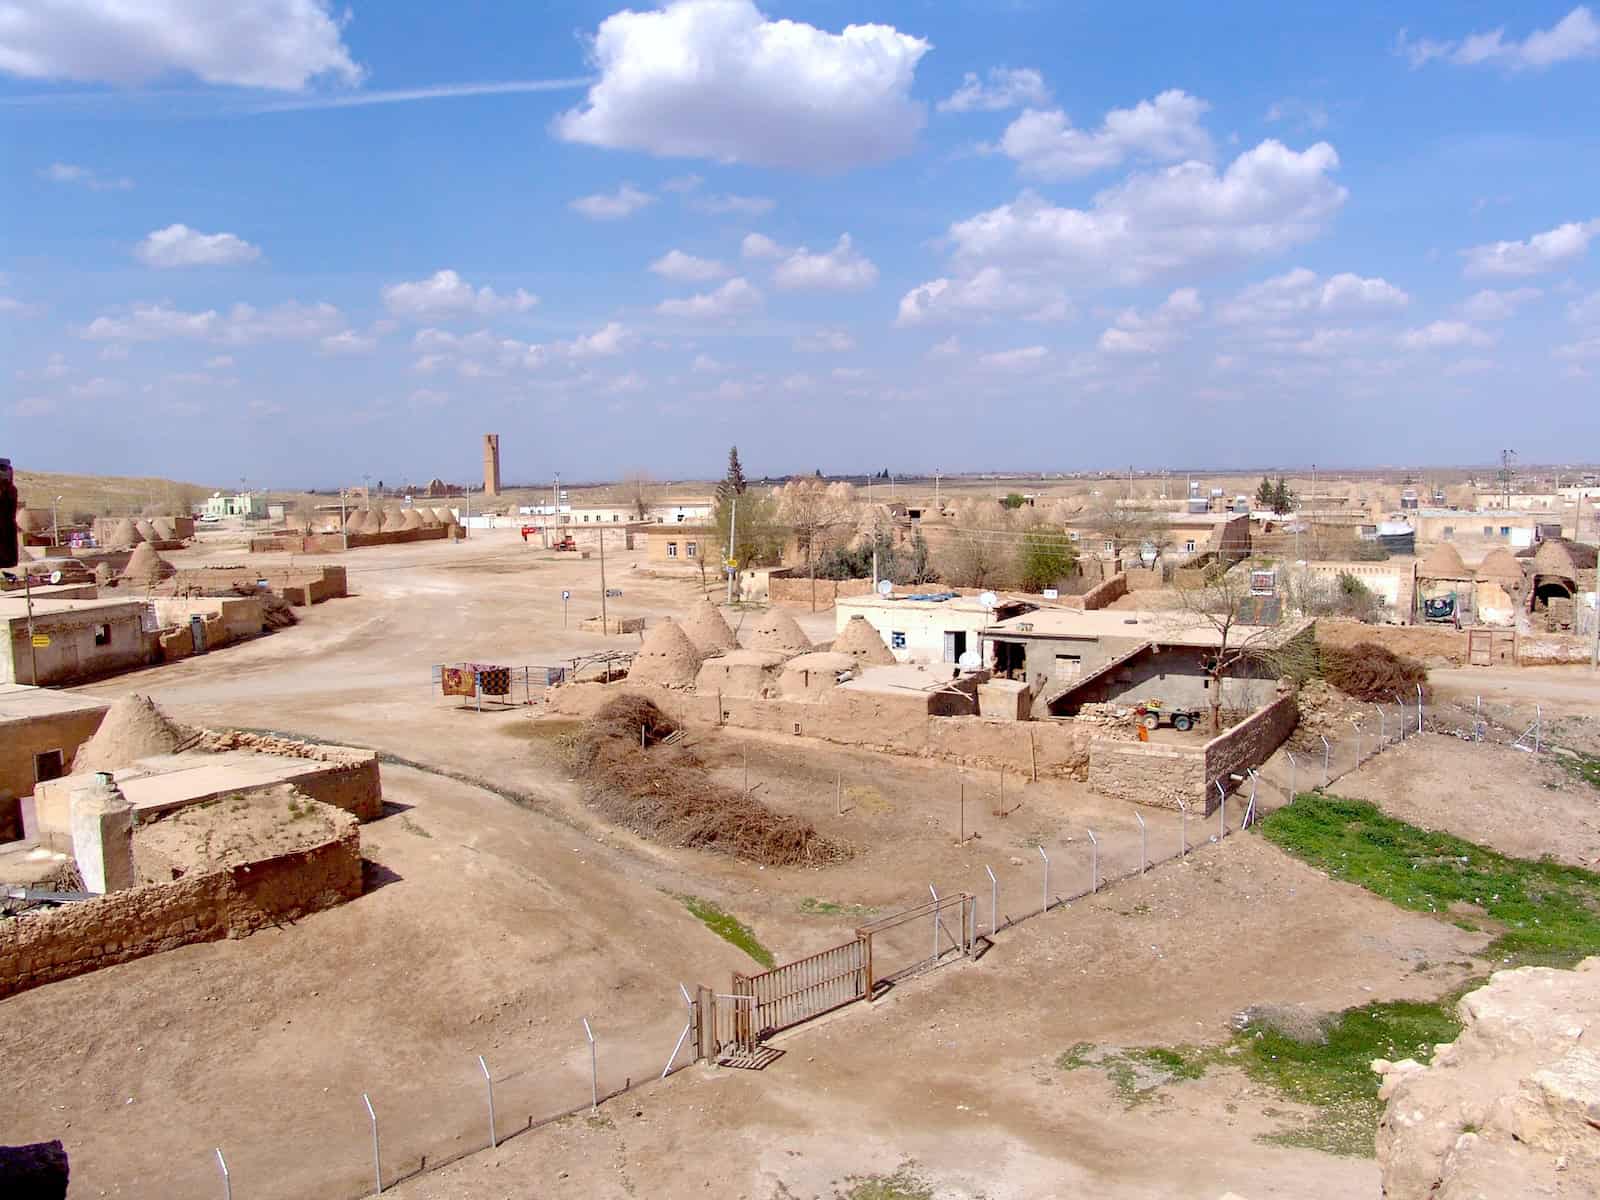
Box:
[52, 495, 62, 547]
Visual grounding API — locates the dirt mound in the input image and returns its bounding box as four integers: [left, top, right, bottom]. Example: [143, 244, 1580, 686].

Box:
[680, 601, 737, 654]
[73, 694, 196, 772]
[92, 562, 114, 587]
[1418, 542, 1469, 579]
[576, 695, 849, 867]
[1377, 958, 1600, 1200]
[105, 517, 143, 548]
[1319, 642, 1427, 702]
[743, 607, 811, 655]
[625, 618, 702, 687]
[119, 542, 176, 587]
[1475, 546, 1525, 584]
[831, 614, 896, 665]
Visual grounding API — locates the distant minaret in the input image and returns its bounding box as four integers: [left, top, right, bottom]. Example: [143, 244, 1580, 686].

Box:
[482, 434, 501, 497]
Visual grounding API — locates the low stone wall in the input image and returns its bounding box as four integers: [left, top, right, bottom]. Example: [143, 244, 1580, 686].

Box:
[1088, 739, 1206, 809]
[767, 574, 877, 609]
[1204, 692, 1299, 802]
[169, 565, 347, 606]
[0, 811, 361, 1000]
[1078, 572, 1129, 611]
[1315, 618, 1467, 666]
[1123, 565, 1165, 591]
[195, 734, 384, 821]
[1516, 633, 1595, 664]
[153, 596, 264, 646]
[249, 528, 447, 554]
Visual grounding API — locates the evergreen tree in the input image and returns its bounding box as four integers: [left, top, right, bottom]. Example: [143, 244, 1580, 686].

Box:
[717, 445, 747, 501]
[1271, 476, 1294, 515]
[1254, 475, 1275, 509]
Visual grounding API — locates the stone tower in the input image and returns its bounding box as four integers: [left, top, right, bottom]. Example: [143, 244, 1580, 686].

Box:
[482, 433, 501, 497]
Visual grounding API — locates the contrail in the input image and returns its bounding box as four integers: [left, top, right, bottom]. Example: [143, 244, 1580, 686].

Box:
[253, 78, 594, 113]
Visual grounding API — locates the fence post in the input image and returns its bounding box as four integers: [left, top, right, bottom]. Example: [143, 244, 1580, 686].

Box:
[985, 865, 998, 934]
[1417, 683, 1424, 735]
[1134, 811, 1146, 874]
[216, 1149, 231, 1200]
[1178, 799, 1189, 857]
[1086, 828, 1099, 893]
[582, 1018, 598, 1112]
[928, 884, 941, 965]
[1376, 705, 1385, 747]
[1217, 790, 1226, 843]
[478, 1055, 497, 1149]
[362, 1093, 381, 1196]
[1393, 693, 1405, 740]
[1038, 845, 1050, 914]
[662, 983, 694, 1078]
[1286, 750, 1297, 800]
[1320, 735, 1331, 788]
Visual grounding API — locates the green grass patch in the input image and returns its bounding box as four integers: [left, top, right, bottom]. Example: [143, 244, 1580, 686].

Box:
[798, 896, 878, 919]
[677, 894, 774, 968]
[1554, 748, 1600, 791]
[835, 1165, 934, 1200]
[1056, 1042, 1218, 1106]
[1257, 794, 1600, 968]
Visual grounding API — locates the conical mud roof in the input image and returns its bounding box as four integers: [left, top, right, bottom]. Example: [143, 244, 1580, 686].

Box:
[743, 608, 811, 655]
[625, 618, 703, 687]
[831, 614, 896, 664]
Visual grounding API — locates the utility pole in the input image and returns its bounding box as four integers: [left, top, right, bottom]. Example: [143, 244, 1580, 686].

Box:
[339, 488, 349, 551]
[934, 469, 940, 511]
[725, 495, 738, 605]
[1501, 449, 1515, 511]
[52, 495, 61, 547]
[24, 565, 38, 685]
[599, 519, 608, 632]
[464, 484, 471, 539]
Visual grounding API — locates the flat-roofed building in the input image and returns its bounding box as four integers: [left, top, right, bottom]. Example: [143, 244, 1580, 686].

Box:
[835, 591, 1034, 666]
[0, 596, 155, 685]
[0, 684, 110, 841]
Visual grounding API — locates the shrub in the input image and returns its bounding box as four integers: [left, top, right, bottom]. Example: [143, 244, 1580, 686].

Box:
[1318, 642, 1427, 701]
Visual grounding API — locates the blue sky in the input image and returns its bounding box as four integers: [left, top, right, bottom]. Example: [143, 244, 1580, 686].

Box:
[3, 1, 1599, 488]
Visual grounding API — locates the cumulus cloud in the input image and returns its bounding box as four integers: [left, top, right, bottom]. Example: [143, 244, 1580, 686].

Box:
[1098, 287, 1204, 354]
[1217, 267, 1409, 323]
[1461, 219, 1600, 277]
[654, 276, 763, 319]
[1399, 6, 1600, 70]
[320, 330, 377, 355]
[692, 353, 728, 372]
[553, 0, 930, 170]
[937, 67, 1049, 113]
[0, 0, 363, 89]
[565, 321, 629, 358]
[1461, 287, 1543, 321]
[690, 192, 776, 216]
[999, 90, 1211, 179]
[741, 233, 785, 260]
[979, 345, 1049, 371]
[40, 162, 132, 190]
[81, 299, 342, 345]
[944, 140, 1346, 287]
[135, 224, 261, 268]
[1397, 320, 1495, 350]
[382, 270, 538, 319]
[569, 184, 654, 220]
[894, 266, 1069, 327]
[649, 249, 729, 282]
[772, 235, 878, 291]
[793, 329, 855, 353]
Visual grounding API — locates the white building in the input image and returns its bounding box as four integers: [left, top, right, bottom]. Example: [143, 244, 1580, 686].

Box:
[834, 591, 1033, 666]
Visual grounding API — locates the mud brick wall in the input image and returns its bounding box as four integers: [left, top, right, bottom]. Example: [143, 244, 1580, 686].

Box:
[290, 754, 384, 821]
[1204, 692, 1299, 804]
[1314, 618, 1468, 666]
[767, 575, 877, 609]
[0, 814, 361, 1000]
[1076, 572, 1129, 611]
[1088, 739, 1206, 809]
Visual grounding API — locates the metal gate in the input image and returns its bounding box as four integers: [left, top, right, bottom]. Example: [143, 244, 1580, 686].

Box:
[732, 938, 868, 1039]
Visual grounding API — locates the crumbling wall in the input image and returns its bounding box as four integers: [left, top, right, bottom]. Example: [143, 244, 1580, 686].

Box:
[193, 733, 384, 820]
[1516, 633, 1595, 665]
[1204, 692, 1299, 803]
[1088, 739, 1206, 809]
[168, 565, 347, 605]
[0, 813, 361, 1000]
[153, 596, 264, 644]
[767, 574, 876, 609]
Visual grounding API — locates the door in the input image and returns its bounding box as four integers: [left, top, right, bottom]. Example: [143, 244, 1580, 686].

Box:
[1054, 654, 1082, 681]
[942, 630, 966, 663]
[1467, 629, 1491, 666]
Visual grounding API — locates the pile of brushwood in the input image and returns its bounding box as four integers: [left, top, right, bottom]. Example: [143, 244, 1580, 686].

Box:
[1318, 641, 1427, 702]
[576, 694, 849, 867]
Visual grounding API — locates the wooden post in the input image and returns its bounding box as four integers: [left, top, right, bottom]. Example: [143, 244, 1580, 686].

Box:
[1030, 727, 1038, 781]
[862, 933, 874, 1000]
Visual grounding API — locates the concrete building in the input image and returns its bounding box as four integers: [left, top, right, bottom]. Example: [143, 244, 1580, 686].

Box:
[645, 525, 714, 565]
[0, 684, 110, 841]
[649, 496, 716, 524]
[482, 433, 501, 497]
[1411, 509, 1540, 553]
[834, 591, 1033, 666]
[1476, 492, 1559, 511]
[1061, 511, 1250, 566]
[0, 596, 155, 685]
[981, 607, 1308, 715]
[201, 491, 268, 520]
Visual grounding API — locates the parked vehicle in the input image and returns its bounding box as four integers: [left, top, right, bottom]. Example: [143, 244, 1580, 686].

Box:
[1132, 699, 1200, 732]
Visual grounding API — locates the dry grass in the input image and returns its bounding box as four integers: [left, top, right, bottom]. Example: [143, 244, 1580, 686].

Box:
[1319, 642, 1428, 703]
[576, 695, 850, 867]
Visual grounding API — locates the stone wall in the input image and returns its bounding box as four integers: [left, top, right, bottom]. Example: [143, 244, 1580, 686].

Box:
[767, 574, 876, 609]
[1077, 572, 1129, 611]
[1204, 692, 1299, 803]
[249, 528, 447, 554]
[0, 812, 361, 1000]
[169, 565, 347, 606]
[1087, 739, 1206, 809]
[1315, 618, 1467, 666]
[153, 596, 264, 644]
[1123, 565, 1165, 591]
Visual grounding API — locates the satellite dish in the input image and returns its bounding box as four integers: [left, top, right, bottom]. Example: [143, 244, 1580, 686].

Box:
[1139, 540, 1158, 566]
[978, 590, 999, 608]
[876, 579, 893, 597]
[957, 650, 981, 672]
[49, 570, 62, 585]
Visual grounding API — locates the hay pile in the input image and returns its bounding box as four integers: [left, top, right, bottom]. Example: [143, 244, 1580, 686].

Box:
[743, 608, 811, 655]
[681, 600, 737, 654]
[120, 542, 176, 587]
[626, 618, 702, 687]
[1319, 642, 1428, 702]
[831, 615, 896, 665]
[73, 694, 196, 772]
[576, 695, 849, 867]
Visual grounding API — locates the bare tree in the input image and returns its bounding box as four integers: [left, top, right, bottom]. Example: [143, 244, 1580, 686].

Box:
[1167, 566, 1297, 733]
[622, 469, 655, 521]
[776, 478, 856, 610]
[1089, 501, 1172, 566]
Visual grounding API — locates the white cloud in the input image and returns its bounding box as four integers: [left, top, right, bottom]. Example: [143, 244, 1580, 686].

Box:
[741, 233, 785, 260]
[980, 345, 1049, 371]
[1264, 98, 1329, 132]
[1569, 290, 1600, 327]
[692, 353, 728, 373]
[946, 140, 1346, 287]
[205, 355, 234, 369]
[714, 379, 747, 401]
[1399, 7, 1600, 70]
[649, 249, 729, 282]
[690, 192, 776, 216]
[320, 330, 377, 355]
[80, 299, 342, 345]
[565, 321, 629, 358]
[69, 376, 127, 399]
[662, 175, 703, 193]
[781, 372, 815, 392]
[655, 277, 763, 319]
[135, 224, 261, 268]
[554, 0, 930, 170]
[928, 336, 961, 358]
[569, 184, 654, 220]
[772, 234, 878, 291]
[15, 352, 71, 381]
[831, 366, 869, 381]
[10, 395, 55, 417]
[1461, 219, 1600, 277]
[1098, 287, 1204, 354]
[793, 329, 855, 353]
[0, 0, 363, 89]
[1461, 287, 1543, 321]
[937, 67, 1049, 113]
[999, 90, 1211, 179]
[894, 266, 1068, 327]
[1217, 267, 1409, 323]
[1397, 320, 1494, 350]
[382, 270, 538, 319]
[40, 162, 132, 190]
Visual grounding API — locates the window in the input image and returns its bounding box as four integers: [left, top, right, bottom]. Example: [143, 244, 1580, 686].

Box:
[34, 749, 65, 783]
[612, 514, 619, 522]
[1103, 540, 1115, 553]
[666, 541, 678, 558]
[93, 623, 111, 646]
[1442, 526, 1454, 540]
[686, 541, 697, 558]
[890, 631, 907, 650]
[1483, 526, 1493, 538]
[1500, 526, 1510, 537]
[1184, 539, 1197, 553]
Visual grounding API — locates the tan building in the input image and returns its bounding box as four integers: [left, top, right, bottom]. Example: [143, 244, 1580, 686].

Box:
[1062, 511, 1250, 565]
[645, 524, 715, 566]
[0, 684, 110, 841]
[1410, 509, 1541, 553]
[0, 596, 155, 685]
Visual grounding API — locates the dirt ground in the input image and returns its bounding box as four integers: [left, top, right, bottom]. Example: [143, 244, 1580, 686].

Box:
[0, 528, 1573, 1198]
[133, 783, 341, 882]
